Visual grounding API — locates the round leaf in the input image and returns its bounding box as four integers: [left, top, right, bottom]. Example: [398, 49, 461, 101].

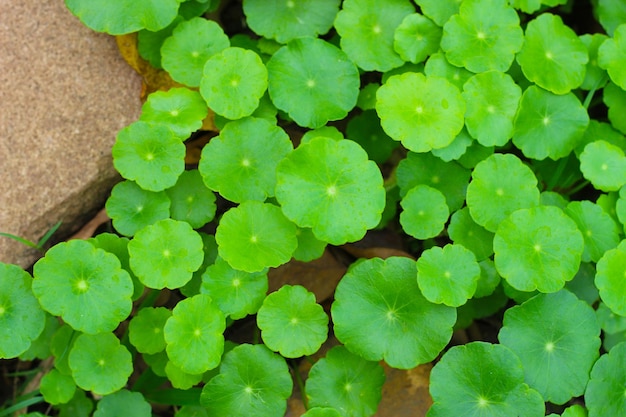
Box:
[200, 47, 268, 120]
[516, 13, 588, 94]
[215, 201, 297, 272]
[275, 137, 385, 245]
[429, 342, 545, 417]
[345, 110, 398, 164]
[598, 24, 626, 90]
[448, 207, 495, 262]
[257, 285, 329, 358]
[494, 206, 584, 293]
[243, 0, 340, 43]
[595, 243, 626, 317]
[604, 81, 626, 135]
[129, 219, 204, 289]
[165, 169, 216, 229]
[64, 0, 179, 34]
[585, 341, 626, 417]
[105, 180, 170, 237]
[128, 307, 172, 354]
[306, 346, 385, 417]
[334, 0, 414, 72]
[267, 38, 359, 128]
[200, 257, 268, 320]
[68, 332, 133, 396]
[400, 185, 449, 240]
[499, 290, 601, 404]
[139, 87, 208, 138]
[0, 264, 45, 358]
[512, 85, 589, 161]
[32, 240, 133, 334]
[565, 200, 621, 263]
[466, 153, 540, 232]
[417, 244, 481, 307]
[580, 140, 626, 192]
[40, 369, 76, 405]
[93, 390, 151, 417]
[462, 71, 521, 147]
[332, 257, 456, 369]
[414, 0, 461, 26]
[198, 117, 292, 203]
[164, 294, 226, 375]
[393, 13, 442, 64]
[441, 0, 524, 72]
[112, 121, 185, 192]
[200, 344, 292, 417]
[161, 17, 229, 87]
[376, 72, 465, 153]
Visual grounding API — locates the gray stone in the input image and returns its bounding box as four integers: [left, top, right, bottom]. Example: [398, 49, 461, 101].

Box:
[0, 0, 142, 267]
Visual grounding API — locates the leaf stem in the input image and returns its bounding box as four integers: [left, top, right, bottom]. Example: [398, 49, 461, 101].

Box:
[582, 74, 609, 110]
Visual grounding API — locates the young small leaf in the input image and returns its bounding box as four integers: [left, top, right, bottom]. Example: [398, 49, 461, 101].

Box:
[139, 87, 208, 138]
[166, 170, 216, 229]
[400, 185, 449, 240]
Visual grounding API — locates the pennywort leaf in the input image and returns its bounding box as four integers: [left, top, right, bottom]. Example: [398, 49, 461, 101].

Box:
[93, 390, 151, 417]
[585, 341, 626, 417]
[448, 207, 495, 262]
[400, 185, 449, 240]
[598, 23, 626, 90]
[164, 294, 226, 375]
[215, 201, 297, 272]
[441, 0, 523, 73]
[332, 257, 456, 369]
[200, 344, 292, 417]
[393, 13, 442, 64]
[499, 290, 601, 404]
[494, 206, 585, 293]
[128, 307, 172, 355]
[257, 285, 329, 358]
[565, 200, 621, 263]
[139, 87, 208, 138]
[275, 137, 385, 245]
[595, 242, 626, 317]
[32, 240, 133, 334]
[267, 37, 359, 128]
[165, 170, 216, 229]
[198, 117, 292, 203]
[579, 140, 626, 192]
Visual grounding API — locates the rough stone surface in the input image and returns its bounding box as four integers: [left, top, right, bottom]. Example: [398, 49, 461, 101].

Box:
[0, 0, 142, 267]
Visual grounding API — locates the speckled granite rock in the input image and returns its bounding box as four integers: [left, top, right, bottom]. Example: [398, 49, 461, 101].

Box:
[0, 0, 142, 267]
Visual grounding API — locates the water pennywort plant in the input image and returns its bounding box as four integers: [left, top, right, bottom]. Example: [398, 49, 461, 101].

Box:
[2, 0, 626, 416]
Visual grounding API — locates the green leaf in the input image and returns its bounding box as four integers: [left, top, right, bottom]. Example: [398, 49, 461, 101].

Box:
[512, 85, 589, 161]
[64, 0, 179, 34]
[112, 121, 185, 192]
[499, 290, 601, 404]
[198, 117, 292, 203]
[428, 342, 545, 417]
[0, 264, 45, 358]
[215, 201, 297, 272]
[68, 332, 133, 395]
[200, 257, 268, 320]
[448, 207, 495, 262]
[129, 219, 204, 289]
[494, 205, 585, 293]
[466, 153, 540, 232]
[242, 0, 340, 43]
[32, 240, 133, 334]
[267, 37, 359, 128]
[275, 137, 385, 245]
[137, 16, 183, 69]
[293, 227, 327, 262]
[19, 314, 60, 361]
[585, 341, 626, 416]
[164, 294, 225, 375]
[357, 83, 380, 111]
[414, 0, 461, 26]
[596, 0, 626, 36]
[579, 140, 626, 192]
[441, 0, 523, 72]
[376, 72, 465, 153]
[396, 151, 471, 212]
[580, 33, 610, 91]
[332, 257, 456, 369]
[200, 47, 267, 120]
[40, 369, 76, 405]
[161, 17, 229, 87]
[306, 346, 385, 417]
[417, 244, 481, 307]
[462, 71, 521, 147]
[431, 127, 474, 162]
[346, 110, 398, 164]
[302, 408, 343, 417]
[139, 87, 208, 138]
[200, 344, 292, 416]
[57, 389, 93, 417]
[165, 361, 204, 390]
[565, 200, 621, 263]
[424, 51, 473, 90]
[604, 81, 626, 135]
[334, 0, 414, 72]
[516, 13, 588, 94]
[166, 170, 216, 229]
[105, 180, 170, 237]
[257, 285, 329, 358]
[400, 185, 449, 239]
[595, 242, 626, 316]
[129, 307, 172, 354]
[393, 13, 442, 64]
[93, 390, 151, 417]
